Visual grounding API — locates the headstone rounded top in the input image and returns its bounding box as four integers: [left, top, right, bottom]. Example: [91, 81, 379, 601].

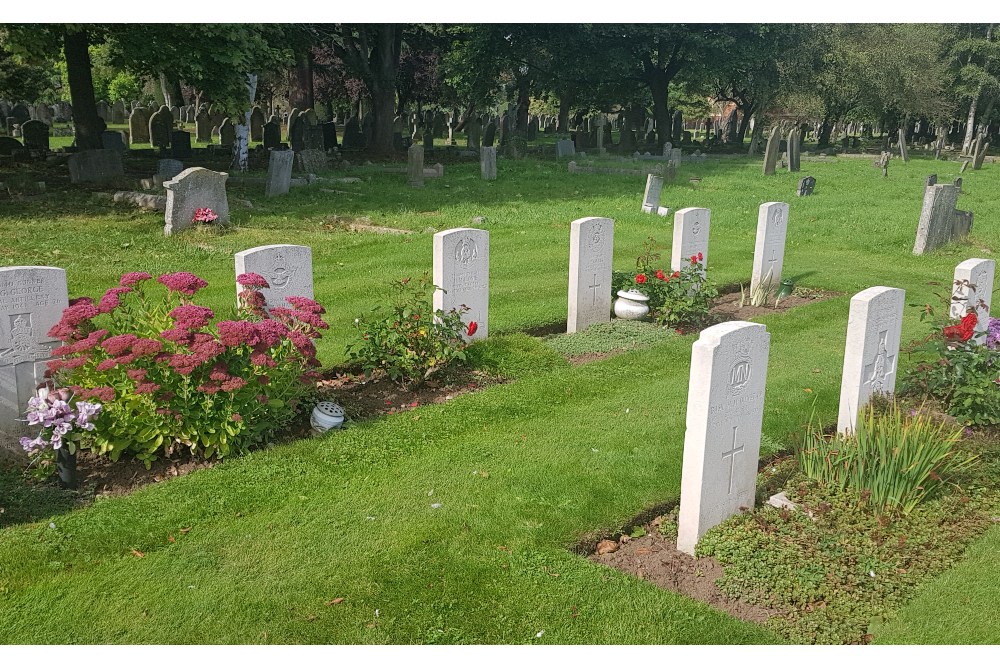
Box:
[164, 166, 229, 188]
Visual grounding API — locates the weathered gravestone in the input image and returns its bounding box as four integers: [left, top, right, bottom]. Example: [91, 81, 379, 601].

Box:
[304, 121, 324, 151]
[129, 108, 150, 144]
[671, 207, 711, 274]
[762, 127, 781, 175]
[0, 267, 69, 440]
[218, 118, 235, 149]
[67, 149, 124, 184]
[912, 184, 972, 255]
[973, 142, 990, 170]
[157, 159, 184, 181]
[195, 108, 212, 143]
[20, 120, 49, 151]
[567, 217, 614, 334]
[953, 177, 963, 193]
[263, 117, 281, 150]
[960, 159, 971, 174]
[837, 286, 905, 434]
[170, 106, 181, 123]
[296, 148, 327, 173]
[0, 137, 23, 156]
[677, 321, 771, 556]
[162, 168, 229, 236]
[249, 106, 265, 143]
[950, 258, 995, 344]
[787, 128, 801, 172]
[322, 121, 339, 149]
[171, 131, 192, 158]
[33, 103, 53, 126]
[796, 176, 816, 197]
[234, 244, 313, 309]
[149, 106, 173, 150]
[287, 112, 305, 152]
[433, 228, 489, 341]
[265, 150, 294, 198]
[465, 117, 482, 150]
[926, 174, 938, 187]
[640, 174, 668, 215]
[555, 139, 576, 159]
[898, 128, 909, 162]
[342, 116, 365, 150]
[750, 202, 789, 296]
[874, 151, 891, 177]
[110, 100, 126, 125]
[480, 146, 497, 181]
[101, 130, 127, 153]
[95, 101, 110, 123]
[407, 144, 424, 188]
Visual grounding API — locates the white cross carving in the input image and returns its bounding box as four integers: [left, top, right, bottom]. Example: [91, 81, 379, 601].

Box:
[721, 426, 744, 495]
[588, 273, 602, 305]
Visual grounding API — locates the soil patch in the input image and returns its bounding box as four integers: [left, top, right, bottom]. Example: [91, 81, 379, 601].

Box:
[710, 287, 838, 322]
[589, 514, 780, 625]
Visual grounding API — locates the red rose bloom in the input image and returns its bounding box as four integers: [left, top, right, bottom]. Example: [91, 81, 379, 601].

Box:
[466, 321, 479, 337]
[656, 270, 666, 281]
[635, 274, 648, 284]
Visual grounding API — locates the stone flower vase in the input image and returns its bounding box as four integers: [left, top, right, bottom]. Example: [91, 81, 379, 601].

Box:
[614, 290, 650, 320]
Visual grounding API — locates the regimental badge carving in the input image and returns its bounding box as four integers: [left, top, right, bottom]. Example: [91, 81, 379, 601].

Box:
[864, 331, 896, 393]
[769, 207, 784, 226]
[0, 313, 48, 366]
[455, 238, 479, 267]
[269, 251, 297, 290]
[729, 339, 753, 393]
[587, 223, 604, 250]
[691, 219, 702, 236]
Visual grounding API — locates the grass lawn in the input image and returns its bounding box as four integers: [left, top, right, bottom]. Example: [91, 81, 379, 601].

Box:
[0, 147, 997, 643]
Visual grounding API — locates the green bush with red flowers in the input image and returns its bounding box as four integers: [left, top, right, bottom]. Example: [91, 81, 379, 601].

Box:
[43, 271, 328, 465]
[612, 236, 718, 328]
[901, 296, 1000, 426]
[347, 274, 471, 388]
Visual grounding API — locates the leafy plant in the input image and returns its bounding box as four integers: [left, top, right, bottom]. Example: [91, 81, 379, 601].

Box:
[795, 402, 976, 515]
[44, 271, 326, 466]
[740, 267, 775, 308]
[347, 274, 471, 388]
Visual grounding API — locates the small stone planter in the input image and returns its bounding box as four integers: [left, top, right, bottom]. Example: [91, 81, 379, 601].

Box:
[613, 290, 650, 320]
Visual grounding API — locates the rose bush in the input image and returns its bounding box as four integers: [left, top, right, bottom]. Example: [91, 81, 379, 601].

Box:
[42, 271, 327, 466]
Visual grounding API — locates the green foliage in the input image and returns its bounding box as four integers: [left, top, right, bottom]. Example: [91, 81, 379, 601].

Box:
[796, 403, 975, 515]
[465, 333, 569, 379]
[347, 274, 470, 388]
[901, 301, 1000, 426]
[106, 71, 143, 105]
[47, 273, 324, 466]
[543, 320, 676, 358]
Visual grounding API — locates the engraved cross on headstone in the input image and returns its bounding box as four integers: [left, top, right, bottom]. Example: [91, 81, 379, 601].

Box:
[721, 426, 744, 495]
[863, 330, 896, 393]
[589, 273, 602, 306]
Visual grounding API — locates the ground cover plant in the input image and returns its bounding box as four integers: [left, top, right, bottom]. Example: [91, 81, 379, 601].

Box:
[2, 152, 1000, 644]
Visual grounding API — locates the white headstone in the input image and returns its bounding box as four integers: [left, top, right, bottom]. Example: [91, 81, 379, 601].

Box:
[950, 258, 995, 343]
[750, 202, 789, 295]
[0, 266, 69, 438]
[677, 321, 771, 556]
[641, 174, 663, 214]
[671, 207, 710, 274]
[433, 228, 489, 341]
[234, 245, 313, 309]
[265, 150, 294, 198]
[163, 167, 229, 236]
[837, 287, 905, 435]
[567, 217, 614, 334]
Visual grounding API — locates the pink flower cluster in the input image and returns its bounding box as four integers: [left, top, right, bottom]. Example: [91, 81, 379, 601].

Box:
[157, 272, 208, 297]
[192, 207, 219, 223]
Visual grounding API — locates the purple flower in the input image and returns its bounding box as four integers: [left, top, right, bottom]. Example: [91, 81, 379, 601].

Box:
[157, 272, 208, 296]
[101, 334, 138, 356]
[169, 305, 215, 331]
[986, 317, 1000, 350]
[285, 296, 326, 314]
[19, 436, 46, 454]
[120, 272, 153, 288]
[236, 273, 270, 289]
[217, 321, 260, 347]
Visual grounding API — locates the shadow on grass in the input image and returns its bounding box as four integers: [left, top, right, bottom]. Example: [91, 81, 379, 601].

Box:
[0, 463, 77, 529]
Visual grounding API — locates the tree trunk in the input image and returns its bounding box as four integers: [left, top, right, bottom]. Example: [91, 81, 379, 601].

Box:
[747, 113, 764, 157]
[557, 89, 574, 133]
[158, 73, 184, 107]
[515, 78, 530, 136]
[63, 28, 103, 150]
[647, 73, 670, 148]
[289, 50, 314, 110]
[455, 103, 476, 132]
[817, 116, 834, 147]
[233, 74, 257, 172]
[962, 95, 979, 154]
[977, 96, 994, 138]
[736, 104, 752, 144]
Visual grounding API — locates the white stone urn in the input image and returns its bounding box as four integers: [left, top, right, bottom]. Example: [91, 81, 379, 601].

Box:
[614, 290, 650, 320]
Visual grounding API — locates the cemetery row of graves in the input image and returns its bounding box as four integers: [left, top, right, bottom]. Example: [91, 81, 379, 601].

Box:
[2, 115, 1000, 642]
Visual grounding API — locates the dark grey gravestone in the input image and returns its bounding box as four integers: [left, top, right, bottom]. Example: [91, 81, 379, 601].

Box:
[0, 136, 23, 156]
[263, 118, 281, 150]
[68, 149, 124, 184]
[482, 122, 496, 148]
[265, 149, 294, 197]
[954, 177, 962, 192]
[21, 119, 49, 151]
[149, 106, 173, 150]
[796, 176, 816, 197]
[171, 131, 192, 158]
[925, 174, 937, 187]
[322, 121, 339, 149]
[158, 159, 184, 181]
[101, 130, 126, 153]
[960, 159, 970, 173]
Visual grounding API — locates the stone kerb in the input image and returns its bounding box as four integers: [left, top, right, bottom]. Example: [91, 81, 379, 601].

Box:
[837, 286, 905, 435]
[567, 217, 614, 334]
[163, 167, 230, 236]
[0, 266, 69, 440]
[749, 202, 789, 296]
[951, 258, 995, 344]
[671, 208, 711, 274]
[234, 244, 314, 310]
[433, 228, 489, 341]
[677, 321, 771, 555]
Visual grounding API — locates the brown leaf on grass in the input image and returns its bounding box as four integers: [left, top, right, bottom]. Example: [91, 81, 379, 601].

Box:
[324, 598, 345, 606]
[570, 605, 579, 619]
[596, 539, 618, 555]
[307, 615, 318, 622]
[168, 535, 175, 543]
[497, 545, 511, 552]
[180, 527, 192, 534]
[132, 549, 145, 558]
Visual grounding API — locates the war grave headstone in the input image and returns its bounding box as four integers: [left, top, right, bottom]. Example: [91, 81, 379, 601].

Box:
[567, 217, 614, 334]
[235, 244, 313, 309]
[163, 167, 229, 236]
[750, 203, 789, 296]
[0, 266, 69, 440]
[265, 150, 294, 198]
[837, 286, 905, 434]
[67, 149, 124, 184]
[950, 258, 995, 344]
[433, 228, 489, 341]
[677, 321, 771, 556]
[408, 144, 424, 188]
[671, 208, 711, 274]
[20, 120, 49, 151]
[480, 147, 497, 181]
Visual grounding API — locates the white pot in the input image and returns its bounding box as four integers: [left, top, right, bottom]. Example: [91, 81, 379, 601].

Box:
[311, 401, 345, 433]
[614, 290, 651, 320]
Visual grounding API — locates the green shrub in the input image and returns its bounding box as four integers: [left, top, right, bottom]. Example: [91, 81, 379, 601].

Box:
[41, 270, 325, 466]
[795, 403, 975, 514]
[347, 274, 470, 387]
[543, 320, 676, 357]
